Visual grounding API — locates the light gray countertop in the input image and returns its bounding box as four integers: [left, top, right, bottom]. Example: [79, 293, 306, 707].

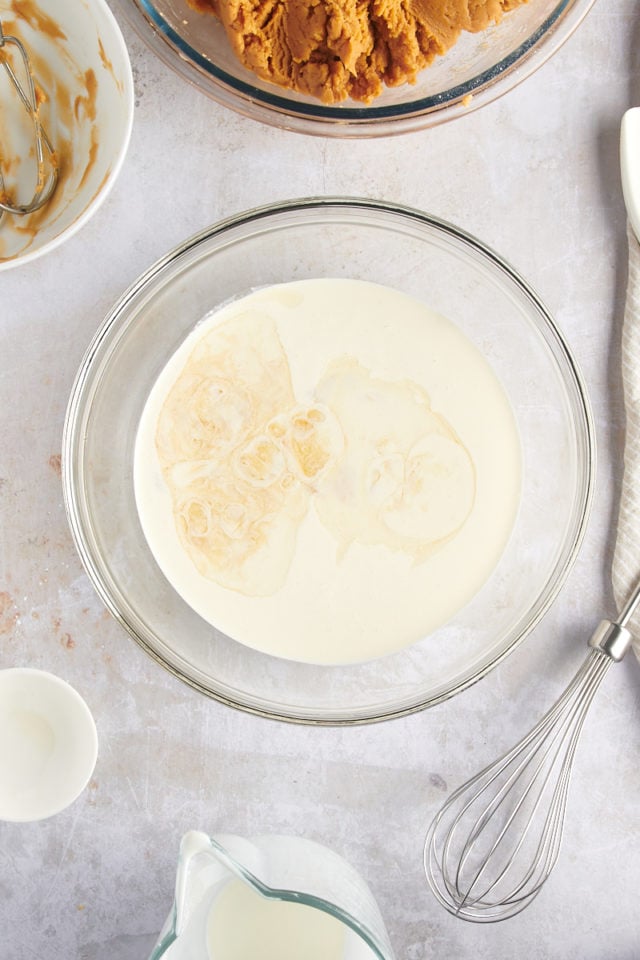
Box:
[2, 1, 640, 957]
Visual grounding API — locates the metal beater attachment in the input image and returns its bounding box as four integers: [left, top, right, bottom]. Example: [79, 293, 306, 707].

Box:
[0, 18, 58, 223]
[424, 579, 640, 923]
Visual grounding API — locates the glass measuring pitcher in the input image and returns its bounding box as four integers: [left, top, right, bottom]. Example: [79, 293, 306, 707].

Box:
[150, 831, 395, 960]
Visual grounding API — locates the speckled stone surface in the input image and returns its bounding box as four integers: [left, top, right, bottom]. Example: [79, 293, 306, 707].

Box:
[2, 2, 640, 958]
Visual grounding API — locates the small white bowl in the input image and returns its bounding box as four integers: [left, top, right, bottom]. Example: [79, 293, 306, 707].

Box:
[0, 0, 134, 269]
[0, 668, 98, 822]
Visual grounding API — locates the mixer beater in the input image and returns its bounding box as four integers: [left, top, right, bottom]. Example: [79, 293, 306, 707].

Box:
[0, 18, 58, 224]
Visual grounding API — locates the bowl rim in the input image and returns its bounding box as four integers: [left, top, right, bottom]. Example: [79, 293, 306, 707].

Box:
[62, 196, 596, 724]
[0, 0, 135, 271]
[117, 0, 597, 137]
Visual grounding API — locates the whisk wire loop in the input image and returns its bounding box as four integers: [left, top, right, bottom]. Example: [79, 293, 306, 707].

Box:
[425, 648, 613, 922]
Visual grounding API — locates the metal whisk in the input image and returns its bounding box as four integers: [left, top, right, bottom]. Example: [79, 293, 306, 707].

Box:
[0, 18, 57, 223]
[424, 578, 640, 923]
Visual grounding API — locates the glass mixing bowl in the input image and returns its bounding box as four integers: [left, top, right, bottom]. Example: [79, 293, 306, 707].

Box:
[115, 0, 596, 136]
[62, 198, 594, 723]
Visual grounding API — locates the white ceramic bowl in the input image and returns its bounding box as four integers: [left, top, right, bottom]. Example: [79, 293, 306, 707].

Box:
[0, 0, 134, 269]
[0, 668, 98, 822]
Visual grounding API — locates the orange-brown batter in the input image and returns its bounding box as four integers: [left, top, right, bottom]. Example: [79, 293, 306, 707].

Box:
[189, 0, 528, 103]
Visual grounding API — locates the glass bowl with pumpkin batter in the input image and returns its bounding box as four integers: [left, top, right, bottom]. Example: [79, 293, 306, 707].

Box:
[116, 0, 596, 136]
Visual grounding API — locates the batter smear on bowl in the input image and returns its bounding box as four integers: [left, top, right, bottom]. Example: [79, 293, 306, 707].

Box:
[188, 0, 529, 103]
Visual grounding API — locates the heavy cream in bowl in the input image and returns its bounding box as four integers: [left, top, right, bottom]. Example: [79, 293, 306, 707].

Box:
[134, 279, 521, 664]
[63, 199, 594, 721]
